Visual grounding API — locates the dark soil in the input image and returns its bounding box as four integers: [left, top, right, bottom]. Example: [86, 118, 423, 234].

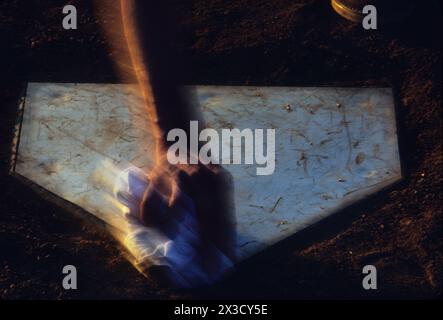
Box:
[0, 0, 441, 299]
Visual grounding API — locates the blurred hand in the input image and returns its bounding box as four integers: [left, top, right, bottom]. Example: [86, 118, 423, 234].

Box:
[116, 163, 236, 288]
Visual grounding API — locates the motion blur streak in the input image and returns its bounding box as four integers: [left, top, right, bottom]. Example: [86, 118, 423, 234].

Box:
[93, 1, 236, 287]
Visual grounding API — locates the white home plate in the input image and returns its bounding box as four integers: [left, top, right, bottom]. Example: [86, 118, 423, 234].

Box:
[12, 83, 401, 265]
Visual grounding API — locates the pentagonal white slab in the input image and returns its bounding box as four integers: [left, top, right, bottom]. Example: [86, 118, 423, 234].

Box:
[13, 83, 401, 263]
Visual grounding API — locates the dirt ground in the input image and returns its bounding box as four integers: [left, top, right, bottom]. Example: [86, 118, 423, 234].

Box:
[0, 0, 441, 299]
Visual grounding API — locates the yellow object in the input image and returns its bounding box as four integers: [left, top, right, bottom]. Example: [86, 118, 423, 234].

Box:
[331, 0, 363, 22]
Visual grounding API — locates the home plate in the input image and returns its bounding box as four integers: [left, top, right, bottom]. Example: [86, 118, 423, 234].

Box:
[11, 83, 402, 268]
